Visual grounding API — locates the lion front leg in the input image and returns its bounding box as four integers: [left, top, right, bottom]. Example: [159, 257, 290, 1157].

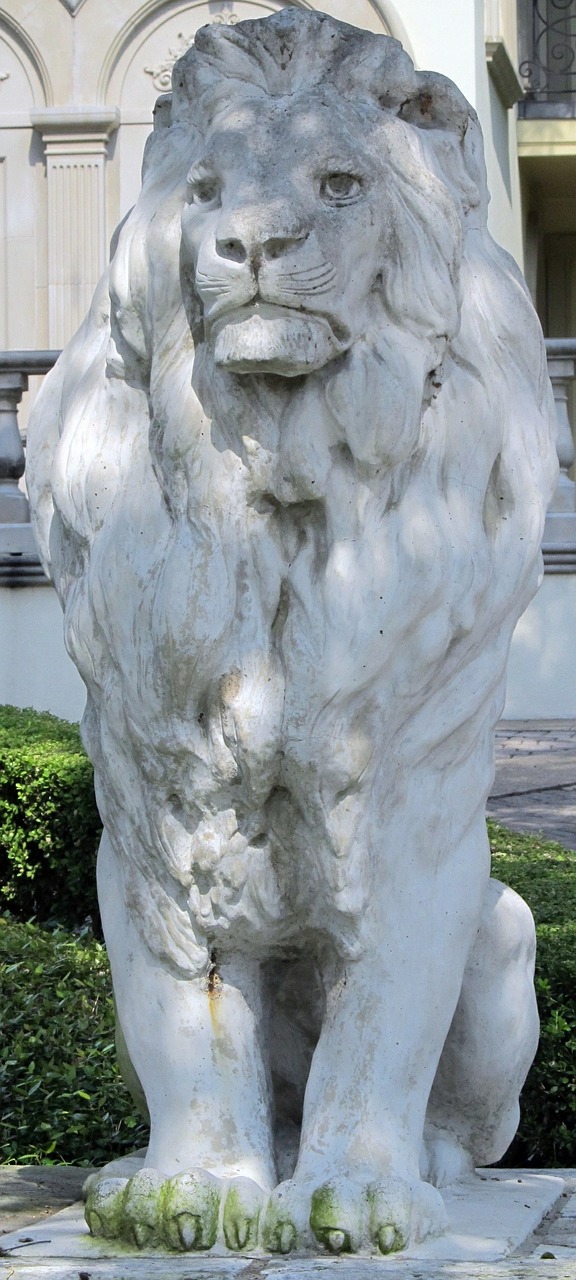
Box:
[264, 808, 491, 1256]
[86, 831, 275, 1251]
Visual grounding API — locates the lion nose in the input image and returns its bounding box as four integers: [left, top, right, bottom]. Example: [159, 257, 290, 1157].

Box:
[215, 231, 309, 267]
[216, 237, 248, 264]
[261, 233, 309, 260]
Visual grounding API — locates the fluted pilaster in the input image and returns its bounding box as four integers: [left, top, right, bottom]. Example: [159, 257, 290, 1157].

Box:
[32, 110, 119, 345]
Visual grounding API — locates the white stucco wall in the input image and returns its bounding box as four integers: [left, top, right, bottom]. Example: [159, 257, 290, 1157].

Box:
[392, 0, 523, 265]
[388, 0, 478, 99]
[0, 585, 85, 722]
[504, 575, 576, 718]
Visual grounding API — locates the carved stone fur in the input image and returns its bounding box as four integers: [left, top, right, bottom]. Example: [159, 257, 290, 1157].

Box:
[27, 10, 558, 1257]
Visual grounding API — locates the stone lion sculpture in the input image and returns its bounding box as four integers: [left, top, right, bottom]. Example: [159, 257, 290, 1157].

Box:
[27, 8, 558, 1258]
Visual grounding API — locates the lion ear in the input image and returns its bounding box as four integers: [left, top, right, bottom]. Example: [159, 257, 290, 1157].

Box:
[398, 73, 471, 136]
[397, 73, 487, 225]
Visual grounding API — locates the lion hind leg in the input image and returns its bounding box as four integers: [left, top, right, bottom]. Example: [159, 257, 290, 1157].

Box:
[423, 877, 539, 1187]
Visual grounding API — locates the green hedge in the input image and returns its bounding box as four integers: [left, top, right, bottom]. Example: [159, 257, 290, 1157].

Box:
[0, 705, 101, 928]
[489, 820, 576, 1167]
[0, 915, 148, 1165]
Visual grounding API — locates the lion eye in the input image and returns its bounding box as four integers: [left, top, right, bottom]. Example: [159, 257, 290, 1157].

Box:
[187, 174, 221, 207]
[320, 172, 362, 204]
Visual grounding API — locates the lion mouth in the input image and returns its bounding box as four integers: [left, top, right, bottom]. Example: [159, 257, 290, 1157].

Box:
[210, 302, 350, 377]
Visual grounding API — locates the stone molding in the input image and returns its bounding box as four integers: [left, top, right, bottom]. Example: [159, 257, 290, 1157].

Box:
[31, 109, 120, 145]
[0, 522, 49, 586]
[485, 39, 524, 109]
[518, 116, 576, 155]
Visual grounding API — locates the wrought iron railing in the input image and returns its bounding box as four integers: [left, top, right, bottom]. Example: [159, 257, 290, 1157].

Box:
[520, 0, 576, 100]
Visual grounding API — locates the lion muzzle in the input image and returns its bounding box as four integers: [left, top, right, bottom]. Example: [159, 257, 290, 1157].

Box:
[211, 303, 349, 376]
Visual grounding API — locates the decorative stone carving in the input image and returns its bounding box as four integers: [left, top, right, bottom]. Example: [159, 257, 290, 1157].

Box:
[144, 14, 239, 93]
[144, 32, 195, 93]
[26, 9, 558, 1259]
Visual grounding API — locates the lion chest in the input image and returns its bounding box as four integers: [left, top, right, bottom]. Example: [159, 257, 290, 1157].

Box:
[134, 475, 454, 791]
[84, 464, 471, 941]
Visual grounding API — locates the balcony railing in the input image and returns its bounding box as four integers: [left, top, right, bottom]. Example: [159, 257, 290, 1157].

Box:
[519, 0, 576, 109]
[1, 344, 576, 581]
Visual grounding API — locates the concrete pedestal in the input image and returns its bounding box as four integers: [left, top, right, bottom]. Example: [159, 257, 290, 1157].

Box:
[1, 1170, 573, 1280]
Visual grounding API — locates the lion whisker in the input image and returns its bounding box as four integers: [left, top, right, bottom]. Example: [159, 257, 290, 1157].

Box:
[196, 275, 235, 288]
[276, 260, 333, 276]
[276, 266, 336, 284]
[275, 284, 337, 297]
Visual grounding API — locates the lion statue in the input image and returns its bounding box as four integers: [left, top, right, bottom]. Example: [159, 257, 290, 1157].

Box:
[27, 8, 557, 1258]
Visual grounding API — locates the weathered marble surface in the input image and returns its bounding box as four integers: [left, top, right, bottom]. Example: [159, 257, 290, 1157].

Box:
[26, 7, 558, 1259]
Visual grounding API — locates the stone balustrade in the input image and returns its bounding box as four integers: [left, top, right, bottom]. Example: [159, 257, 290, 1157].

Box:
[0, 350, 59, 586]
[542, 338, 576, 572]
[1, 342, 575, 584]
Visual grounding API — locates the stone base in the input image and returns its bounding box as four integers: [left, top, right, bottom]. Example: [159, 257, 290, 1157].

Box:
[0, 1170, 567, 1278]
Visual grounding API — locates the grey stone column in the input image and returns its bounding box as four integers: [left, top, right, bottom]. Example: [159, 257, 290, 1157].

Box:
[543, 340, 576, 572]
[0, 370, 29, 524]
[0, 352, 59, 585]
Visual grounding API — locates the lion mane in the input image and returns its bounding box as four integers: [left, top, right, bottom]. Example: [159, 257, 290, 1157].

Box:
[27, 10, 557, 979]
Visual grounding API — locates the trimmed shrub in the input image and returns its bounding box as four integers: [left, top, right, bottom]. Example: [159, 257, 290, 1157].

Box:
[0, 915, 148, 1165]
[0, 705, 102, 928]
[489, 820, 576, 1166]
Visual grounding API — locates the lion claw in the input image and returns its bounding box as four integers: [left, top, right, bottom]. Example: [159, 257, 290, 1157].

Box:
[279, 1222, 296, 1253]
[326, 1228, 348, 1253]
[377, 1223, 402, 1253]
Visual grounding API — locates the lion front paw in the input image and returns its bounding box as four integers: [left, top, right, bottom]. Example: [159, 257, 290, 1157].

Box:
[262, 1172, 447, 1256]
[84, 1166, 268, 1253]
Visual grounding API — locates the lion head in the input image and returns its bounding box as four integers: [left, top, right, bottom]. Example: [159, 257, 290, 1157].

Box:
[26, 10, 558, 973]
[179, 76, 462, 379]
[173, 11, 471, 369]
